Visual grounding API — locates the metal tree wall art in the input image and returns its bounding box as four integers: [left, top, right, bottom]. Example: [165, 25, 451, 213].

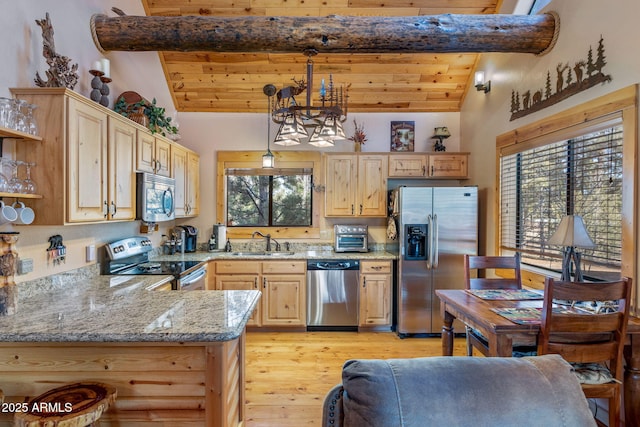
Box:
[34, 13, 79, 89]
[510, 36, 611, 121]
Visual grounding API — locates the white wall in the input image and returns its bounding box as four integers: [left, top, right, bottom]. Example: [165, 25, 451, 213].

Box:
[461, 0, 640, 257]
[176, 111, 461, 242]
[1, 1, 461, 280]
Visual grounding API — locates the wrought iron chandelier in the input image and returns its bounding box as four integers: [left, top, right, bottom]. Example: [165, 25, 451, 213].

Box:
[269, 49, 348, 147]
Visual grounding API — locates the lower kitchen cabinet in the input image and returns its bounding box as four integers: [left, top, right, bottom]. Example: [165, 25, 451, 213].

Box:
[214, 261, 261, 327]
[213, 260, 306, 329]
[359, 260, 392, 329]
[262, 261, 306, 327]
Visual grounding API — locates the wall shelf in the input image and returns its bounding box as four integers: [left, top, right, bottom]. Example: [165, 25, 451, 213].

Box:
[0, 192, 43, 199]
[0, 126, 42, 142]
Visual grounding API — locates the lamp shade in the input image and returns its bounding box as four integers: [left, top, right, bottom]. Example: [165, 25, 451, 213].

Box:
[547, 215, 596, 248]
[432, 127, 451, 139]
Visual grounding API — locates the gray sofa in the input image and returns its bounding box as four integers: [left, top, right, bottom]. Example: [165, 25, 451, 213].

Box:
[322, 354, 596, 427]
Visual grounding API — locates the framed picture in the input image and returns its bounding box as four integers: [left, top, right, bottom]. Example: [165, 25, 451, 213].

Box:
[390, 121, 415, 152]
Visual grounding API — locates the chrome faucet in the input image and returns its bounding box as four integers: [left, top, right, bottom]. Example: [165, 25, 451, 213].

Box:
[252, 231, 272, 251]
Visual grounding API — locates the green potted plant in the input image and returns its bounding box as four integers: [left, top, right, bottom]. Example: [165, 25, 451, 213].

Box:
[113, 96, 178, 138]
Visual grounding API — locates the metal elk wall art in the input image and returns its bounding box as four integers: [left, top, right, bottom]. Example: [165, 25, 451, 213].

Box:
[510, 36, 611, 121]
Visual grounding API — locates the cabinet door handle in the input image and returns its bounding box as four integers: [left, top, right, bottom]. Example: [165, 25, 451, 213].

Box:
[103, 201, 108, 218]
[351, 205, 354, 215]
[422, 165, 426, 176]
[431, 165, 434, 176]
[254, 277, 258, 289]
[111, 201, 117, 217]
[263, 277, 267, 288]
[372, 266, 383, 271]
[363, 277, 366, 287]
[360, 204, 363, 215]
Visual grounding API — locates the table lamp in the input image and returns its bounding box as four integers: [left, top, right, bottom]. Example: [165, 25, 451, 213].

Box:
[547, 215, 595, 282]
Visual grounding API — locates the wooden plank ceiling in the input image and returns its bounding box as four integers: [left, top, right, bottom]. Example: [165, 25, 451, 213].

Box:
[141, 0, 502, 113]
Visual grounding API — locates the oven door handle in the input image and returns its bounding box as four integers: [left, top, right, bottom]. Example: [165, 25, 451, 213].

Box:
[180, 267, 207, 290]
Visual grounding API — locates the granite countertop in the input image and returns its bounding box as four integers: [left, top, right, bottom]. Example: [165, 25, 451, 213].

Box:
[151, 249, 397, 262]
[0, 271, 260, 344]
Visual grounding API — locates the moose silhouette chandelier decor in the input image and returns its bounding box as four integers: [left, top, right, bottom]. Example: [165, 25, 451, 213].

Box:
[269, 49, 348, 147]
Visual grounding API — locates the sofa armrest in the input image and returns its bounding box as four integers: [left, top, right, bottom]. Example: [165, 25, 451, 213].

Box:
[322, 384, 344, 427]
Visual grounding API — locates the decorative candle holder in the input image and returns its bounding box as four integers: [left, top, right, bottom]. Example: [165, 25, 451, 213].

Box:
[89, 70, 104, 103]
[99, 76, 112, 107]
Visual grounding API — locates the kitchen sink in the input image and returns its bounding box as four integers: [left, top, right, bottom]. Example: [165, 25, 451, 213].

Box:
[230, 251, 267, 256]
[266, 251, 296, 256]
[229, 251, 296, 256]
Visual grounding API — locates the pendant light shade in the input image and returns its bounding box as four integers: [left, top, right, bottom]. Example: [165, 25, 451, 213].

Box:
[262, 84, 277, 168]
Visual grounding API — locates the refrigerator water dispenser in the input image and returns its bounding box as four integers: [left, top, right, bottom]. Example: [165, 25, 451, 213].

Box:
[405, 224, 428, 260]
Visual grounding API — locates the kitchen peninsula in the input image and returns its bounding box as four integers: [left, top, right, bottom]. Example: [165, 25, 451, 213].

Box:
[0, 269, 260, 427]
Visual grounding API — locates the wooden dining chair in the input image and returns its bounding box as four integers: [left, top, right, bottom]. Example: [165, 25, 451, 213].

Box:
[463, 253, 528, 356]
[538, 277, 632, 427]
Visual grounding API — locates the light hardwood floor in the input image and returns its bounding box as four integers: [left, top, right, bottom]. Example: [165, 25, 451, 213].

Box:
[244, 331, 467, 426]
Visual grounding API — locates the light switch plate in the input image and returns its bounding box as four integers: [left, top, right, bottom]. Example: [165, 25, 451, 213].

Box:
[86, 244, 96, 262]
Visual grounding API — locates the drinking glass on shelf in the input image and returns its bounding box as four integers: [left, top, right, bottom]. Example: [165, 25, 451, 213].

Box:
[25, 104, 38, 136]
[22, 162, 36, 194]
[8, 160, 24, 193]
[14, 99, 28, 133]
[0, 98, 14, 129]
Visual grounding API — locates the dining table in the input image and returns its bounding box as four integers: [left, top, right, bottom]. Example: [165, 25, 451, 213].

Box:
[436, 289, 640, 427]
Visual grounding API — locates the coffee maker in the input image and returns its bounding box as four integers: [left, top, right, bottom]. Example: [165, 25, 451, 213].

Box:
[175, 225, 198, 253]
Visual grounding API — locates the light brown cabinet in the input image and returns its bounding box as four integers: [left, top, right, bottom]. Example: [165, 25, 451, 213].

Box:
[172, 145, 200, 217]
[12, 88, 136, 224]
[388, 154, 428, 177]
[10, 87, 200, 225]
[213, 260, 306, 328]
[325, 153, 388, 217]
[389, 153, 469, 179]
[428, 153, 468, 178]
[136, 130, 171, 177]
[261, 261, 306, 327]
[359, 260, 392, 328]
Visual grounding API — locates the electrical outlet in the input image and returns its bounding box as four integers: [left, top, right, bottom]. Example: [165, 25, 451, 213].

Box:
[17, 258, 34, 275]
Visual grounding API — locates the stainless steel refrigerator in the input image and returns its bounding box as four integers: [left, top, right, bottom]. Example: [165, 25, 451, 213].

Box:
[388, 186, 478, 335]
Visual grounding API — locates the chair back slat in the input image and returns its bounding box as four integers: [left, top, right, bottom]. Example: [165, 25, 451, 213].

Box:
[538, 277, 632, 380]
[464, 254, 522, 290]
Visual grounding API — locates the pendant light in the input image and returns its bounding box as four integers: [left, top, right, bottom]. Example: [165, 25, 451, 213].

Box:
[262, 84, 276, 168]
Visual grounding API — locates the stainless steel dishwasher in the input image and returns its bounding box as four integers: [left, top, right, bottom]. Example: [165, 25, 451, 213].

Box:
[307, 260, 360, 330]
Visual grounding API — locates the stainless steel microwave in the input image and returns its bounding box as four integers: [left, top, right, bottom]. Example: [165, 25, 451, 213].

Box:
[334, 224, 369, 252]
[136, 172, 175, 222]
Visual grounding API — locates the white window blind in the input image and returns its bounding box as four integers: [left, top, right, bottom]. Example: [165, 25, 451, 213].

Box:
[500, 120, 623, 280]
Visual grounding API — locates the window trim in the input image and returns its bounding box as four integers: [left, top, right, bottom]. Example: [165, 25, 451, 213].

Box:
[217, 151, 322, 239]
[495, 84, 637, 314]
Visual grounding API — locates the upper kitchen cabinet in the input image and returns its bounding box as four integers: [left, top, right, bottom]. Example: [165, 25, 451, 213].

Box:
[428, 153, 469, 178]
[137, 130, 171, 177]
[389, 153, 469, 179]
[11, 88, 136, 224]
[172, 144, 200, 217]
[325, 153, 388, 217]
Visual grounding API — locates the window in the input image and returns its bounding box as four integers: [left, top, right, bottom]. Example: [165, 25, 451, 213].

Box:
[226, 168, 312, 227]
[500, 118, 623, 281]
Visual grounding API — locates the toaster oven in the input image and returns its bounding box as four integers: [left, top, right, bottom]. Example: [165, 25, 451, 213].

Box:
[334, 224, 369, 252]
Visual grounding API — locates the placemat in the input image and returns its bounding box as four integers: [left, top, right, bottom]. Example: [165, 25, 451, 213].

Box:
[492, 305, 596, 325]
[467, 289, 544, 300]
[491, 307, 542, 324]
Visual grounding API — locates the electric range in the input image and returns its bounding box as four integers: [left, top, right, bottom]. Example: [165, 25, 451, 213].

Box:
[104, 237, 207, 290]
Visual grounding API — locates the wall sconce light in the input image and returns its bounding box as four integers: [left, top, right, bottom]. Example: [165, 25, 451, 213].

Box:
[474, 71, 491, 93]
[431, 127, 451, 152]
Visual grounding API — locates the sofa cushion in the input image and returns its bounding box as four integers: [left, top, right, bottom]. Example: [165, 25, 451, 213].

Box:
[340, 354, 596, 427]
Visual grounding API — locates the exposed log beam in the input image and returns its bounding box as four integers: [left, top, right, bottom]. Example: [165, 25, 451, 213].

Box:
[90, 13, 559, 55]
